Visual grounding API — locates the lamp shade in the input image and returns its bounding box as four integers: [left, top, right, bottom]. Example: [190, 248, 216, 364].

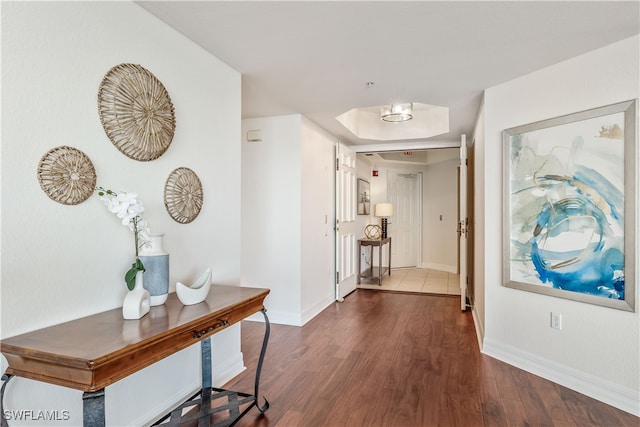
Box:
[375, 203, 393, 217]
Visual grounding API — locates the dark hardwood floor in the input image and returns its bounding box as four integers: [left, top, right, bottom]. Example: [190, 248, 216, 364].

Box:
[221, 289, 639, 427]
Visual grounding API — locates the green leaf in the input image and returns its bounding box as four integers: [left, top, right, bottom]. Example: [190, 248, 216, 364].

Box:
[124, 260, 146, 291]
[124, 266, 137, 291]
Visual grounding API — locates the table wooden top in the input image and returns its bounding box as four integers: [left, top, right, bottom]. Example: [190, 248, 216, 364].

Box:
[1, 285, 269, 391]
[358, 237, 391, 246]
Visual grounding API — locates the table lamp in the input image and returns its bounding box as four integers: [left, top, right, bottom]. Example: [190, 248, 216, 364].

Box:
[374, 203, 393, 239]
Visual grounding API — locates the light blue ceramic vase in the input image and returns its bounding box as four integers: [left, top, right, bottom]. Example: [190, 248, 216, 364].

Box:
[139, 233, 169, 306]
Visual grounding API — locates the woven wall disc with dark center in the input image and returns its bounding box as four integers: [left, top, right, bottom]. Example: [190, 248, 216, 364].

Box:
[98, 63, 176, 161]
[37, 146, 97, 205]
[164, 167, 203, 224]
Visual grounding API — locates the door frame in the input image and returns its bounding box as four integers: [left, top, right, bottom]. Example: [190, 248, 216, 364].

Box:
[458, 135, 468, 310]
[351, 139, 472, 303]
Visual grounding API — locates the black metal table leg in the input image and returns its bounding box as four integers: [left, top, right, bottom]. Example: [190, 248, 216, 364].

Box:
[201, 337, 213, 426]
[379, 242, 383, 285]
[82, 389, 105, 427]
[253, 309, 270, 413]
[1, 374, 13, 427]
[202, 337, 212, 389]
[152, 310, 270, 426]
[2, 374, 105, 427]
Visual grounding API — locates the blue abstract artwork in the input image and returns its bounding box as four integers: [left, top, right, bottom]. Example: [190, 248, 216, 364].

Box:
[504, 101, 635, 310]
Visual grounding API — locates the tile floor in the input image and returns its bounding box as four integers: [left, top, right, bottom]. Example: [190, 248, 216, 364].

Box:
[357, 268, 461, 295]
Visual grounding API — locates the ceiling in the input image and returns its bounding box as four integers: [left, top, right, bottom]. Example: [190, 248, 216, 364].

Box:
[137, 1, 640, 148]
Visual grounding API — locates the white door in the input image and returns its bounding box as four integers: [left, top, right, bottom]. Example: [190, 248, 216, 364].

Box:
[387, 171, 421, 268]
[335, 143, 358, 300]
[458, 135, 468, 311]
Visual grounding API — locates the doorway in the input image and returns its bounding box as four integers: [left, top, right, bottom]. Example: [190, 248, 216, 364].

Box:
[354, 145, 467, 297]
[357, 267, 461, 295]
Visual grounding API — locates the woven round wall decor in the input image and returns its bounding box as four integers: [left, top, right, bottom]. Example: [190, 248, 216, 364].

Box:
[164, 167, 203, 224]
[98, 63, 176, 161]
[37, 146, 97, 205]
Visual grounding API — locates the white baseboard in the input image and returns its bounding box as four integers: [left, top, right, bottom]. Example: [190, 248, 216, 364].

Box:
[212, 352, 247, 387]
[246, 309, 302, 326]
[141, 383, 199, 426]
[140, 351, 246, 426]
[301, 294, 335, 326]
[245, 295, 334, 327]
[471, 305, 484, 351]
[423, 262, 457, 274]
[482, 338, 640, 417]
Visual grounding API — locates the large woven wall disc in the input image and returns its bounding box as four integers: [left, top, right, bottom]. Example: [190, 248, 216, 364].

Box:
[37, 146, 97, 205]
[164, 167, 203, 224]
[98, 64, 176, 161]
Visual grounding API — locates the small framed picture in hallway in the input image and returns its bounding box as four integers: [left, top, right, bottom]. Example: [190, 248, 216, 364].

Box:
[502, 99, 636, 312]
[358, 178, 370, 215]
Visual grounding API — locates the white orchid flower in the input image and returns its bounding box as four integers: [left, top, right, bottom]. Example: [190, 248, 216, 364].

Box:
[96, 186, 154, 290]
[137, 218, 151, 249]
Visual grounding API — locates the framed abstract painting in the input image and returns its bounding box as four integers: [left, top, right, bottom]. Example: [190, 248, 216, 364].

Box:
[503, 100, 636, 311]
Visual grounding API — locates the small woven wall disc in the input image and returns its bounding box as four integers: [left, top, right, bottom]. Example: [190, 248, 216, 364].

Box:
[164, 167, 203, 224]
[98, 63, 176, 161]
[37, 146, 97, 205]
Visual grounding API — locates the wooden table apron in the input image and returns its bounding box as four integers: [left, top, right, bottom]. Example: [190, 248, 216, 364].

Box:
[0, 285, 271, 427]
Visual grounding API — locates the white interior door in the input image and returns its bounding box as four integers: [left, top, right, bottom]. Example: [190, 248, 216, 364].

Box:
[387, 171, 421, 268]
[458, 134, 468, 311]
[335, 143, 357, 300]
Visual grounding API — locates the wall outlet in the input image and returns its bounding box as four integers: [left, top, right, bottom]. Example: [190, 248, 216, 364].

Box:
[551, 312, 562, 330]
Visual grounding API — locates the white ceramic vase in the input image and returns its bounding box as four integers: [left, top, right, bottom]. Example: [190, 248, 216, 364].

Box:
[139, 233, 169, 306]
[122, 270, 151, 320]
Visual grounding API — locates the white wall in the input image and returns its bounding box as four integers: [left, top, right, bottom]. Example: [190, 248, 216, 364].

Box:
[242, 115, 302, 325]
[241, 115, 336, 326]
[472, 103, 486, 345]
[481, 35, 639, 415]
[423, 158, 458, 272]
[360, 155, 459, 271]
[300, 117, 338, 322]
[1, 2, 242, 425]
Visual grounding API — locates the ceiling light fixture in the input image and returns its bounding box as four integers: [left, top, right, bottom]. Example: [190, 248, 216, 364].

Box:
[381, 103, 413, 123]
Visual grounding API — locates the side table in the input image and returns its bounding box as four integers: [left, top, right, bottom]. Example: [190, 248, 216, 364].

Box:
[357, 237, 391, 285]
[0, 286, 270, 427]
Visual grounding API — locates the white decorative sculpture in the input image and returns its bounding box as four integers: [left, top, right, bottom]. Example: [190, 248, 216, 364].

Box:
[176, 268, 212, 305]
[122, 271, 151, 319]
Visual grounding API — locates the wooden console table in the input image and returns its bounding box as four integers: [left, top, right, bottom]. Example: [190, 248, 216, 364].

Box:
[357, 237, 391, 285]
[0, 285, 270, 426]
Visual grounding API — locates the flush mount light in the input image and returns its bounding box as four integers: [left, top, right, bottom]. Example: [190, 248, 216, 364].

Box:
[336, 102, 449, 141]
[381, 103, 413, 122]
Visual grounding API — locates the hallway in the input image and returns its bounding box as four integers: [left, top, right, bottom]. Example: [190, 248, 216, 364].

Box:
[357, 268, 461, 295]
[223, 290, 638, 427]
